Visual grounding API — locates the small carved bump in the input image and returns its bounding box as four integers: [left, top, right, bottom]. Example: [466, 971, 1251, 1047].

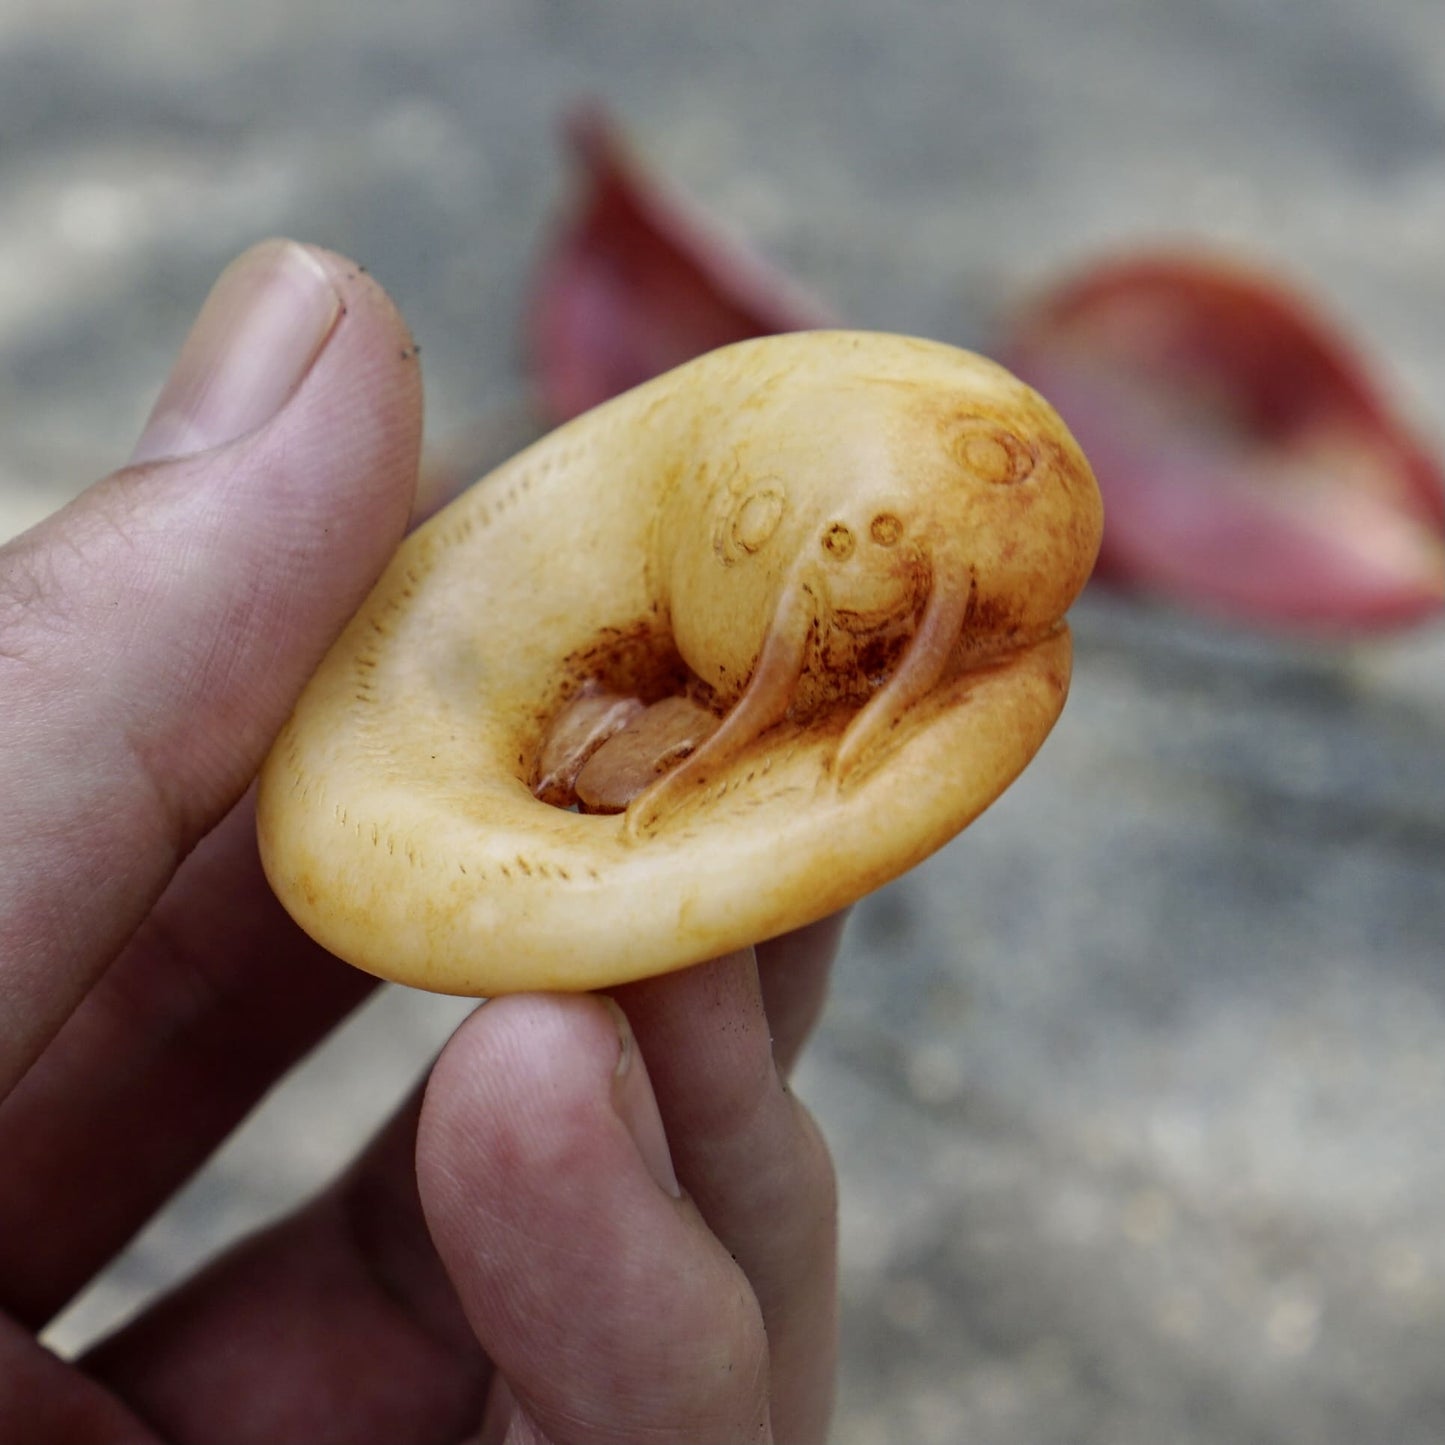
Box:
[870, 513, 903, 546]
[535, 691, 647, 805]
[953, 419, 1035, 485]
[733, 489, 785, 553]
[821, 522, 855, 559]
[575, 696, 721, 814]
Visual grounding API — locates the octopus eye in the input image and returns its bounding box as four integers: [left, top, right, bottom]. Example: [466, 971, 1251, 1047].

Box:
[953, 418, 1036, 485]
[732, 488, 785, 553]
[716, 486, 786, 564]
[821, 521, 856, 559]
[870, 513, 903, 546]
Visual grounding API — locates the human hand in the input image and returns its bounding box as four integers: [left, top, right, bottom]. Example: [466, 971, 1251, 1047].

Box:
[0, 240, 842, 1443]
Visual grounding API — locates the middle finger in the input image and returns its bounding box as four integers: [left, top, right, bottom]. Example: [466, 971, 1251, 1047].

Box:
[612, 947, 841, 1445]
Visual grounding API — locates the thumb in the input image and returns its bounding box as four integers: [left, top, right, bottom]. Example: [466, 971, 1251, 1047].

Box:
[0, 239, 421, 1092]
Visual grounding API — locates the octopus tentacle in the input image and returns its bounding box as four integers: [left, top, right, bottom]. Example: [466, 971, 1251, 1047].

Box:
[625, 568, 821, 834]
[832, 551, 973, 784]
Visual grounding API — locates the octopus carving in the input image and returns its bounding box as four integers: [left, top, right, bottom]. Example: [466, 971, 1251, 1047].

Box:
[257, 332, 1103, 995]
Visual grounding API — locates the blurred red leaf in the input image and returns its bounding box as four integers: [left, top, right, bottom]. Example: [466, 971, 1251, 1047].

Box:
[1001, 252, 1445, 631]
[529, 105, 835, 424]
[528, 115, 1443, 633]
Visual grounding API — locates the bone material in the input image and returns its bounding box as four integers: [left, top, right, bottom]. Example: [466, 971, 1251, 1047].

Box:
[256, 332, 1103, 994]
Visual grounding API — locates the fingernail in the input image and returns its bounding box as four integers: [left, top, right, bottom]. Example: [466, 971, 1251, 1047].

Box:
[131, 239, 342, 465]
[603, 997, 682, 1198]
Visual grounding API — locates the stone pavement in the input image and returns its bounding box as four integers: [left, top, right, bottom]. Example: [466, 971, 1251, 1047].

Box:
[4, 1, 1444, 1439]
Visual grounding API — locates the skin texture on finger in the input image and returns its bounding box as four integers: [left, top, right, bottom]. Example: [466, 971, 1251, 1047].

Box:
[83, 1093, 490, 1445]
[0, 800, 376, 1330]
[418, 994, 774, 1445]
[613, 952, 839, 1445]
[0, 244, 421, 1096]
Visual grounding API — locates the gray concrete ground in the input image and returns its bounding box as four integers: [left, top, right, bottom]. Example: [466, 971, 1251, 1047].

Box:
[4, 2, 1445, 1440]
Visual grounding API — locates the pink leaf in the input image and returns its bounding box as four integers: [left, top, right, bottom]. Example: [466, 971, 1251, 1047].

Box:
[1001, 252, 1445, 631]
[529, 105, 835, 424]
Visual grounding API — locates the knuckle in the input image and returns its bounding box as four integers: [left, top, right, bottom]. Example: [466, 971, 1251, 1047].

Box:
[0, 538, 73, 676]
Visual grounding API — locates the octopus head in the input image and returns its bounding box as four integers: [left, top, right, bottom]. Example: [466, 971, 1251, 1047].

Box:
[798, 340, 1094, 657]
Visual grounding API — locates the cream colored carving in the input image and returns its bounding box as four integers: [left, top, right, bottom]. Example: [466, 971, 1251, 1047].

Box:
[257, 332, 1103, 995]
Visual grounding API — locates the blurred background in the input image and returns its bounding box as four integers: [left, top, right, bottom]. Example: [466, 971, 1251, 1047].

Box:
[5, 1, 1445, 1441]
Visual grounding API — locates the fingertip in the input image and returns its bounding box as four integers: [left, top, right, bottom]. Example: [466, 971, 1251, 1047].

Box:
[417, 993, 681, 1228]
[129, 239, 343, 467]
[238, 239, 423, 548]
[416, 993, 771, 1444]
[419, 993, 618, 1148]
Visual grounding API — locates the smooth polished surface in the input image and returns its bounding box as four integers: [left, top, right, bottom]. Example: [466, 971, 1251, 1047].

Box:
[258, 334, 1100, 992]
